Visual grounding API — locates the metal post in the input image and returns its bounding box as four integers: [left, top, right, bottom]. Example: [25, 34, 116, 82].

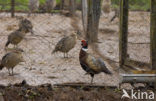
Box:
[150, 0, 156, 89]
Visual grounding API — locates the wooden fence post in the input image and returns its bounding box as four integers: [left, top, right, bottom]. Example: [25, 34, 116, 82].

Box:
[150, 0, 156, 89]
[86, 0, 101, 43]
[81, 0, 88, 33]
[119, 0, 129, 68]
[11, 0, 15, 17]
[60, 0, 64, 10]
[69, 0, 76, 15]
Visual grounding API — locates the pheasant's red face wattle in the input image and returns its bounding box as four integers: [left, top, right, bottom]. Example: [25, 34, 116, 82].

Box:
[81, 40, 87, 47]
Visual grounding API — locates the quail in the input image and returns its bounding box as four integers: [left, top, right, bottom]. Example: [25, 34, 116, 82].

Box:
[5, 18, 33, 48]
[52, 31, 77, 58]
[28, 0, 39, 16]
[19, 18, 34, 34]
[0, 48, 24, 75]
[5, 27, 29, 48]
[46, 0, 56, 13]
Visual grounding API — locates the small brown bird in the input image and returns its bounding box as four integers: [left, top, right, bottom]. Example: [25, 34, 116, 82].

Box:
[46, 0, 56, 13]
[19, 18, 34, 34]
[5, 18, 33, 48]
[52, 32, 77, 58]
[28, 0, 39, 16]
[79, 40, 112, 84]
[0, 48, 24, 75]
[5, 28, 27, 48]
[110, 8, 119, 22]
[102, 0, 111, 14]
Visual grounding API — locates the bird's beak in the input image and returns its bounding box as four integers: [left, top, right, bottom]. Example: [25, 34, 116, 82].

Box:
[85, 73, 89, 75]
[81, 43, 83, 47]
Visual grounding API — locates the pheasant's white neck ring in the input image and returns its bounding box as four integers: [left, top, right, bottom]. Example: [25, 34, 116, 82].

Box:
[82, 48, 88, 52]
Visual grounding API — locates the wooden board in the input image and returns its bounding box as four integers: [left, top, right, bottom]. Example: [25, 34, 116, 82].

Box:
[54, 83, 117, 89]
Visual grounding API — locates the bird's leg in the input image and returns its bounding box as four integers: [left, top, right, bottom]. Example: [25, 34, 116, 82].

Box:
[66, 53, 69, 58]
[11, 67, 14, 76]
[51, 12, 54, 16]
[64, 53, 65, 58]
[27, 11, 31, 17]
[4, 47, 8, 51]
[91, 77, 94, 84]
[14, 45, 17, 48]
[8, 69, 11, 76]
[34, 12, 37, 17]
[90, 74, 94, 84]
[16, 44, 18, 48]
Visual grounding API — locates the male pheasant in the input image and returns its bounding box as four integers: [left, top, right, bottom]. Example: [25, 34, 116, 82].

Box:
[79, 40, 112, 83]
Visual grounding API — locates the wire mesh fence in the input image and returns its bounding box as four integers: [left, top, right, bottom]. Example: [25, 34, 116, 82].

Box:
[127, 1, 151, 69]
[117, 0, 151, 70]
[0, 12, 119, 86]
[127, 11, 150, 63]
[0, 0, 29, 12]
[0, 0, 153, 86]
[0, 0, 82, 16]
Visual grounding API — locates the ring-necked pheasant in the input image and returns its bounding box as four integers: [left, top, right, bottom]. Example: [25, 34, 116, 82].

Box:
[52, 31, 77, 58]
[79, 40, 112, 84]
[0, 48, 24, 75]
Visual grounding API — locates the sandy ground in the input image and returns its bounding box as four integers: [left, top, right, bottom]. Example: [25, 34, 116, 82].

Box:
[0, 11, 150, 86]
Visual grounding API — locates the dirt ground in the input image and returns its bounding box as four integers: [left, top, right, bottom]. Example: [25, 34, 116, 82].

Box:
[0, 82, 155, 101]
[0, 12, 123, 86]
[0, 11, 152, 100]
[0, 82, 124, 101]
